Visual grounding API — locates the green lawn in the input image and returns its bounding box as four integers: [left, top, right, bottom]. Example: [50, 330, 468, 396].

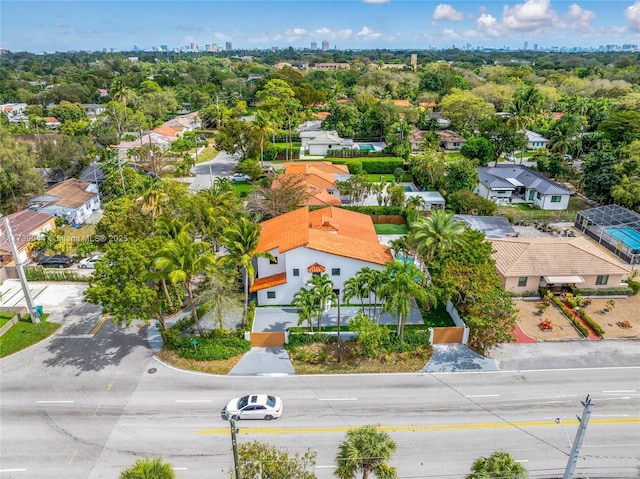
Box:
[421, 304, 455, 327]
[374, 224, 408, 235]
[0, 315, 58, 358]
[367, 174, 395, 183]
[193, 146, 218, 163]
[231, 184, 254, 196]
[497, 195, 589, 222]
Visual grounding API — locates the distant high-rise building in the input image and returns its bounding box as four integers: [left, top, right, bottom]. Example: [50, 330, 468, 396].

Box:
[410, 53, 417, 71]
[523, 41, 528, 50]
[311, 42, 317, 51]
[322, 40, 329, 52]
[226, 42, 232, 51]
[160, 45, 168, 52]
[133, 44, 139, 52]
[533, 43, 538, 51]
[190, 42, 197, 51]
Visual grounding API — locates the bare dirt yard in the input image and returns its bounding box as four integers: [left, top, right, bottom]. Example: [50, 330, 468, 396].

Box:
[515, 295, 640, 340]
[515, 299, 584, 341]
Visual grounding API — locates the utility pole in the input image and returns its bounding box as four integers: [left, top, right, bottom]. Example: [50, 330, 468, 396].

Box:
[563, 395, 594, 479]
[230, 416, 240, 479]
[336, 292, 341, 363]
[2, 216, 40, 326]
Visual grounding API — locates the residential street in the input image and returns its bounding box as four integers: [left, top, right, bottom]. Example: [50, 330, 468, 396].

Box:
[188, 150, 240, 191]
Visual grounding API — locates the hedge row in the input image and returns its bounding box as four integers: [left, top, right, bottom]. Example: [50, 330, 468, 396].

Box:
[573, 286, 634, 296]
[331, 157, 404, 174]
[574, 309, 605, 338]
[161, 327, 251, 361]
[551, 297, 590, 337]
[25, 267, 84, 282]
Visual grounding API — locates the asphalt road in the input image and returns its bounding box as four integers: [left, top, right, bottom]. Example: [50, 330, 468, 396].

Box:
[1, 306, 638, 479]
[188, 150, 240, 191]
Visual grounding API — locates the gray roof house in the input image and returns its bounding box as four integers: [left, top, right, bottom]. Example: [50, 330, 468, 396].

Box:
[474, 165, 573, 210]
[525, 129, 549, 149]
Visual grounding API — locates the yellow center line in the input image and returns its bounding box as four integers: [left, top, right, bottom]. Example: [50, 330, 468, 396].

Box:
[198, 417, 640, 435]
[68, 450, 78, 464]
[91, 313, 110, 336]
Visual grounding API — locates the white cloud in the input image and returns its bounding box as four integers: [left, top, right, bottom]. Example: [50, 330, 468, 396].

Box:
[625, 1, 640, 32]
[441, 28, 460, 39]
[284, 28, 307, 37]
[565, 4, 595, 32]
[356, 25, 382, 40]
[475, 13, 502, 37]
[502, 0, 561, 32]
[337, 29, 354, 40]
[313, 27, 332, 36]
[433, 4, 464, 21]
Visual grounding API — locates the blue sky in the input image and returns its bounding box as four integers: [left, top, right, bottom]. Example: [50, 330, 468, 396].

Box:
[2, 0, 639, 52]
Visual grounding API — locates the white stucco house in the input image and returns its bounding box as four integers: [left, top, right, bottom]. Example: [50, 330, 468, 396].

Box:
[475, 165, 573, 210]
[28, 178, 101, 225]
[300, 130, 355, 156]
[525, 129, 549, 149]
[250, 206, 393, 305]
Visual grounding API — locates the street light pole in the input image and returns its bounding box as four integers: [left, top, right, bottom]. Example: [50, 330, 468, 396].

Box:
[230, 416, 240, 479]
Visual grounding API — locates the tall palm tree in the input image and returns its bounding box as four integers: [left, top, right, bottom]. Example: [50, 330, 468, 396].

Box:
[407, 211, 465, 266]
[379, 260, 431, 343]
[343, 274, 368, 309]
[306, 273, 336, 333]
[119, 457, 176, 479]
[292, 287, 319, 331]
[222, 217, 273, 327]
[466, 450, 528, 479]
[335, 425, 398, 479]
[253, 109, 274, 167]
[155, 231, 217, 337]
[135, 189, 169, 224]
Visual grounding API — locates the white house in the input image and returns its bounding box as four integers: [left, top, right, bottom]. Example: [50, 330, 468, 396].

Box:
[405, 191, 446, 210]
[0, 103, 28, 123]
[28, 178, 101, 225]
[301, 130, 355, 156]
[250, 206, 393, 305]
[475, 165, 573, 210]
[525, 130, 549, 149]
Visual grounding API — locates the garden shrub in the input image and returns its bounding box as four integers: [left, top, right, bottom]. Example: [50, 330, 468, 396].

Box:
[551, 297, 589, 337]
[575, 310, 605, 337]
[626, 280, 640, 295]
[25, 267, 83, 282]
[330, 159, 363, 174]
[169, 335, 251, 361]
[573, 287, 633, 296]
[286, 332, 336, 348]
[349, 312, 390, 358]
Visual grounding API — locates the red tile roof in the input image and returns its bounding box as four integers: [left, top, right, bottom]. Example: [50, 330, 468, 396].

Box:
[307, 263, 326, 273]
[249, 272, 287, 292]
[257, 207, 392, 265]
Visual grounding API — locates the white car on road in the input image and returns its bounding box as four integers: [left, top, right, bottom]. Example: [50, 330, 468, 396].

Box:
[78, 255, 103, 269]
[221, 394, 283, 420]
[228, 173, 251, 183]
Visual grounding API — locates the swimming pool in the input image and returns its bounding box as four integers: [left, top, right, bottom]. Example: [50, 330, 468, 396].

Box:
[605, 227, 640, 253]
[359, 144, 375, 151]
[403, 186, 413, 192]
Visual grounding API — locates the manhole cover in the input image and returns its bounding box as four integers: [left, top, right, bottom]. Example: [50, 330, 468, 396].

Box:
[148, 368, 157, 374]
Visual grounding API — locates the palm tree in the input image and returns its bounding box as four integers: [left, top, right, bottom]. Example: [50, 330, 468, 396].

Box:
[253, 109, 274, 167]
[407, 211, 465, 266]
[119, 457, 176, 479]
[379, 260, 431, 343]
[135, 189, 169, 224]
[292, 287, 319, 331]
[466, 450, 528, 479]
[155, 231, 217, 337]
[222, 217, 273, 327]
[335, 425, 398, 479]
[306, 273, 337, 333]
[343, 274, 368, 309]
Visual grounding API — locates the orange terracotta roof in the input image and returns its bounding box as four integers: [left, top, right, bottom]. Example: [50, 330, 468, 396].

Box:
[257, 206, 392, 265]
[393, 99, 411, 107]
[285, 162, 349, 175]
[307, 263, 326, 273]
[315, 111, 330, 121]
[249, 272, 287, 292]
[418, 101, 437, 108]
[152, 125, 184, 137]
[305, 188, 342, 206]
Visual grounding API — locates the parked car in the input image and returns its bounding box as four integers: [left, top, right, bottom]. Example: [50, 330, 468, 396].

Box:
[221, 394, 283, 421]
[228, 173, 251, 183]
[39, 255, 74, 268]
[79, 255, 103, 269]
[504, 152, 516, 162]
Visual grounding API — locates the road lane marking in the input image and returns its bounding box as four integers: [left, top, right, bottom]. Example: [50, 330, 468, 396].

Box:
[602, 390, 636, 393]
[0, 469, 26, 473]
[69, 450, 78, 464]
[91, 313, 110, 336]
[176, 400, 213, 403]
[319, 398, 358, 401]
[36, 400, 74, 403]
[198, 417, 640, 435]
[93, 404, 101, 417]
[106, 371, 121, 391]
[465, 394, 499, 398]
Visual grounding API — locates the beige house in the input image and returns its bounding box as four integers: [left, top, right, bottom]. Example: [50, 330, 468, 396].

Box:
[490, 236, 630, 294]
[434, 130, 466, 150]
[0, 210, 55, 266]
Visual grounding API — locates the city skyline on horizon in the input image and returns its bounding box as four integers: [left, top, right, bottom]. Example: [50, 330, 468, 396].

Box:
[2, 0, 640, 53]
